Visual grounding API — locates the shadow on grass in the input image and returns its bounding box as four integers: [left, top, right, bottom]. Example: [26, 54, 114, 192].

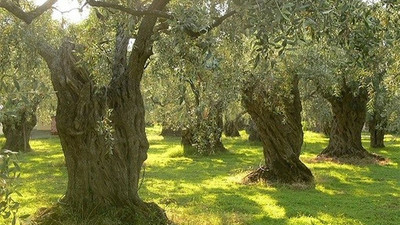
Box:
[1, 129, 399, 225]
[142, 131, 400, 225]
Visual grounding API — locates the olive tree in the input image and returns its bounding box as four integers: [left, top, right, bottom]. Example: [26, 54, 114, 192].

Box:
[298, 0, 395, 160]
[0, 0, 234, 222]
[0, 11, 51, 152]
[144, 1, 241, 155]
[236, 0, 317, 184]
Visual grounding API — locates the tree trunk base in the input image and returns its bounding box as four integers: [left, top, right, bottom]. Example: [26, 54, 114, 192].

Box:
[243, 165, 314, 185]
[318, 147, 386, 163]
[182, 143, 227, 156]
[370, 143, 385, 148]
[246, 120, 261, 142]
[370, 132, 385, 148]
[224, 121, 240, 137]
[32, 201, 169, 225]
[160, 127, 182, 137]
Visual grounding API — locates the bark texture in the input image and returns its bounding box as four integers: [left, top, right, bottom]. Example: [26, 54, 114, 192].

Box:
[30, 0, 170, 222]
[1, 107, 38, 153]
[320, 88, 380, 159]
[161, 126, 182, 137]
[224, 112, 245, 137]
[246, 119, 261, 142]
[368, 114, 386, 148]
[224, 120, 240, 137]
[182, 100, 226, 155]
[242, 77, 313, 184]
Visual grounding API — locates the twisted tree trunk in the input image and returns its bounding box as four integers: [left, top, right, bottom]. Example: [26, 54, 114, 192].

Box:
[161, 125, 182, 137]
[368, 114, 386, 148]
[242, 77, 313, 184]
[31, 1, 170, 222]
[224, 119, 240, 137]
[182, 104, 226, 155]
[2, 107, 38, 153]
[320, 88, 382, 160]
[181, 82, 226, 155]
[224, 111, 246, 137]
[247, 119, 261, 142]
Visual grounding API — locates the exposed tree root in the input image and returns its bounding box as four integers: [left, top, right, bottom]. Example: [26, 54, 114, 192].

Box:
[30, 202, 170, 225]
[243, 166, 314, 187]
[315, 152, 388, 165]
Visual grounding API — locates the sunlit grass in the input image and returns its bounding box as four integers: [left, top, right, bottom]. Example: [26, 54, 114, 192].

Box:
[0, 128, 399, 224]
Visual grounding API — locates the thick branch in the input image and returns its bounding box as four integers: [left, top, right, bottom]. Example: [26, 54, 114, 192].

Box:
[184, 10, 237, 38]
[0, 0, 57, 24]
[87, 0, 236, 38]
[86, 0, 173, 19]
[185, 78, 200, 106]
[22, 29, 57, 65]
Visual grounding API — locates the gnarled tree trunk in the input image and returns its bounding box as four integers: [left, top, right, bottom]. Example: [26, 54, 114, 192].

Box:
[181, 89, 226, 155]
[224, 119, 240, 137]
[2, 107, 38, 153]
[33, 1, 170, 222]
[368, 114, 386, 148]
[246, 119, 261, 142]
[320, 89, 380, 159]
[161, 125, 182, 137]
[224, 111, 246, 137]
[242, 77, 313, 184]
[182, 105, 226, 155]
[213, 103, 225, 150]
[321, 120, 332, 137]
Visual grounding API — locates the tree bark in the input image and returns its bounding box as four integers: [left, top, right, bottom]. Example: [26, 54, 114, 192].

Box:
[247, 119, 261, 142]
[224, 119, 240, 137]
[320, 88, 381, 159]
[368, 115, 386, 148]
[30, 0, 170, 222]
[182, 102, 226, 155]
[2, 108, 37, 153]
[242, 77, 313, 184]
[322, 120, 332, 137]
[224, 111, 246, 137]
[214, 103, 225, 150]
[161, 125, 181, 137]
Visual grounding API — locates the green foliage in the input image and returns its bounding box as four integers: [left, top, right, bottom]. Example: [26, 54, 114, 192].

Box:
[0, 9, 55, 128]
[66, 10, 122, 88]
[144, 0, 245, 154]
[0, 150, 22, 225]
[237, 0, 313, 64]
[385, 45, 400, 134]
[301, 91, 332, 135]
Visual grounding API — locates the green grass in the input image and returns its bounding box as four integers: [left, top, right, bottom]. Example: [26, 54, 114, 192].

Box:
[0, 128, 399, 225]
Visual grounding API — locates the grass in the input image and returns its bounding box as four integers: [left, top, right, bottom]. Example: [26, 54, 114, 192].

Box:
[0, 128, 399, 225]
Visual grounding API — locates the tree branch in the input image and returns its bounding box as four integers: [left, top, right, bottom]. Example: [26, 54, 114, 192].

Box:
[86, 0, 173, 19]
[0, 0, 57, 24]
[184, 10, 237, 38]
[86, 1, 236, 38]
[185, 78, 200, 106]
